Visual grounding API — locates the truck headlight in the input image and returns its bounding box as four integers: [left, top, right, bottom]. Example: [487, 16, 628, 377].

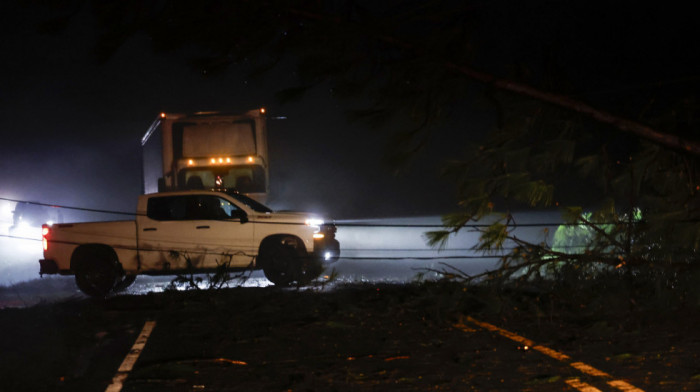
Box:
[305, 218, 324, 233]
[305, 218, 324, 227]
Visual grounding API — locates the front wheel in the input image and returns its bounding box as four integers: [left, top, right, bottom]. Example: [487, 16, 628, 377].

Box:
[73, 246, 119, 297]
[259, 239, 322, 286]
[260, 242, 299, 286]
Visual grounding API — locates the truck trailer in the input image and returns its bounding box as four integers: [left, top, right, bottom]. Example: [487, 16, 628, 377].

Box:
[142, 108, 270, 203]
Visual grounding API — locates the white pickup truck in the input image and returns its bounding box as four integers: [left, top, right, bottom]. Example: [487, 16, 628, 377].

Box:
[39, 190, 340, 297]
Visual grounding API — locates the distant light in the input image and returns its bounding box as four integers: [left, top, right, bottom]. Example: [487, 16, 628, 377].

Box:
[247, 156, 254, 163]
[226, 157, 231, 163]
[260, 108, 266, 114]
[313, 233, 325, 239]
[188, 159, 194, 166]
[324, 252, 332, 261]
[210, 158, 216, 164]
[218, 158, 224, 163]
[160, 112, 166, 118]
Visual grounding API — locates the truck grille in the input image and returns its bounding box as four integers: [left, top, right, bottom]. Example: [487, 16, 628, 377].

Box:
[320, 223, 337, 239]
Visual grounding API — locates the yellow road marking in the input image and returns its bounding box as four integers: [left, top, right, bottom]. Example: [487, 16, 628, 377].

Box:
[566, 377, 604, 392]
[533, 345, 570, 361]
[607, 380, 645, 392]
[105, 320, 157, 392]
[570, 362, 612, 378]
[459, 316, 645, 392]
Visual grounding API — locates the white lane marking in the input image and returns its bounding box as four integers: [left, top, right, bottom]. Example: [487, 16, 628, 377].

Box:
[105, 320, 157, 392]
[460, 316, 645, 392]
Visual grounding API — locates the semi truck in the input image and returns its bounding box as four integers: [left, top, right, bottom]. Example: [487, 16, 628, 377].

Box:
[39, 190, 340, 297]
[142, 108, 270, 203]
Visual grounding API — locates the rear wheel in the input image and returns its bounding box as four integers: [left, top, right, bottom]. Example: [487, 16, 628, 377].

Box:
[113, 274, 137, 292]
[73, 246, 119, 298]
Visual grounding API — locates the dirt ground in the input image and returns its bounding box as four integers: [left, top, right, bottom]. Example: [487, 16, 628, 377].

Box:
[0, 281, 699, 391]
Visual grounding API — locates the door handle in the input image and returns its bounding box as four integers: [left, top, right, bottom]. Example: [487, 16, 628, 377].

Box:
[196, 225, 210, 229]
[143, 228, 157, 232]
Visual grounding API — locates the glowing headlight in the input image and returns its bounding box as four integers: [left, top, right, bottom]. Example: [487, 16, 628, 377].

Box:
[306, 218, 324, 234]
[305, 218, 324, 227]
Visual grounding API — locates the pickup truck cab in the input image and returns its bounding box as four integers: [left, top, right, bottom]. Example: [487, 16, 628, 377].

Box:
[39, 190, 339, 297]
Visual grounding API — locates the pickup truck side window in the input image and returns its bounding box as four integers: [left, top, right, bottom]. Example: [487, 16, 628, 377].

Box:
[147, 195, 243, 221]
[147, 196, 187, 221]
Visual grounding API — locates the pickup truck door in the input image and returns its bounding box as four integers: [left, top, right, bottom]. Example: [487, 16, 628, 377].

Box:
[191, 196, 256, 268]
[137, 194, 254, 272]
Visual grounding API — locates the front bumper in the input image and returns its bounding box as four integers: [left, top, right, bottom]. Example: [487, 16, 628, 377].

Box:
[313, 223, 340, 262]
[314, 238, 340, 262]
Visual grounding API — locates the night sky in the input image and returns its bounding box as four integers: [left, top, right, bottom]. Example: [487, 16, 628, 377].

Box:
[1, 1, 697, 220]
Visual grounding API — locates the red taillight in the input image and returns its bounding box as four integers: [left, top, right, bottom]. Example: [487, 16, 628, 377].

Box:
[42, 225, 50, 251]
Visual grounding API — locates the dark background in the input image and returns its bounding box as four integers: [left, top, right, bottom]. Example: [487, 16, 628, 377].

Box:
[1, 1, 697, 220]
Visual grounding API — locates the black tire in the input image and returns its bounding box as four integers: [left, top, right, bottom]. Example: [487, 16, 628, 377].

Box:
[260, 239, 323, 286]
[260, 242, 299, 286]
[297, 256, 323, 285]
[73, 246, 119, 298]
[113, 274, 137, 292]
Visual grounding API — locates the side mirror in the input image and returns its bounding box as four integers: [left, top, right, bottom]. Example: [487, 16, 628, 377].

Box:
[231, 209, 248, 224]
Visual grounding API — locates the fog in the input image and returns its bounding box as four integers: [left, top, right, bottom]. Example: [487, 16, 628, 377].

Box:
[0, 212, 564, 309]
[0, 2, 551, 303]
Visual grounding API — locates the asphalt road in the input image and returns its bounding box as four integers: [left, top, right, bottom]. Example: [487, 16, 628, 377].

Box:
[1, 283, 675, 391]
